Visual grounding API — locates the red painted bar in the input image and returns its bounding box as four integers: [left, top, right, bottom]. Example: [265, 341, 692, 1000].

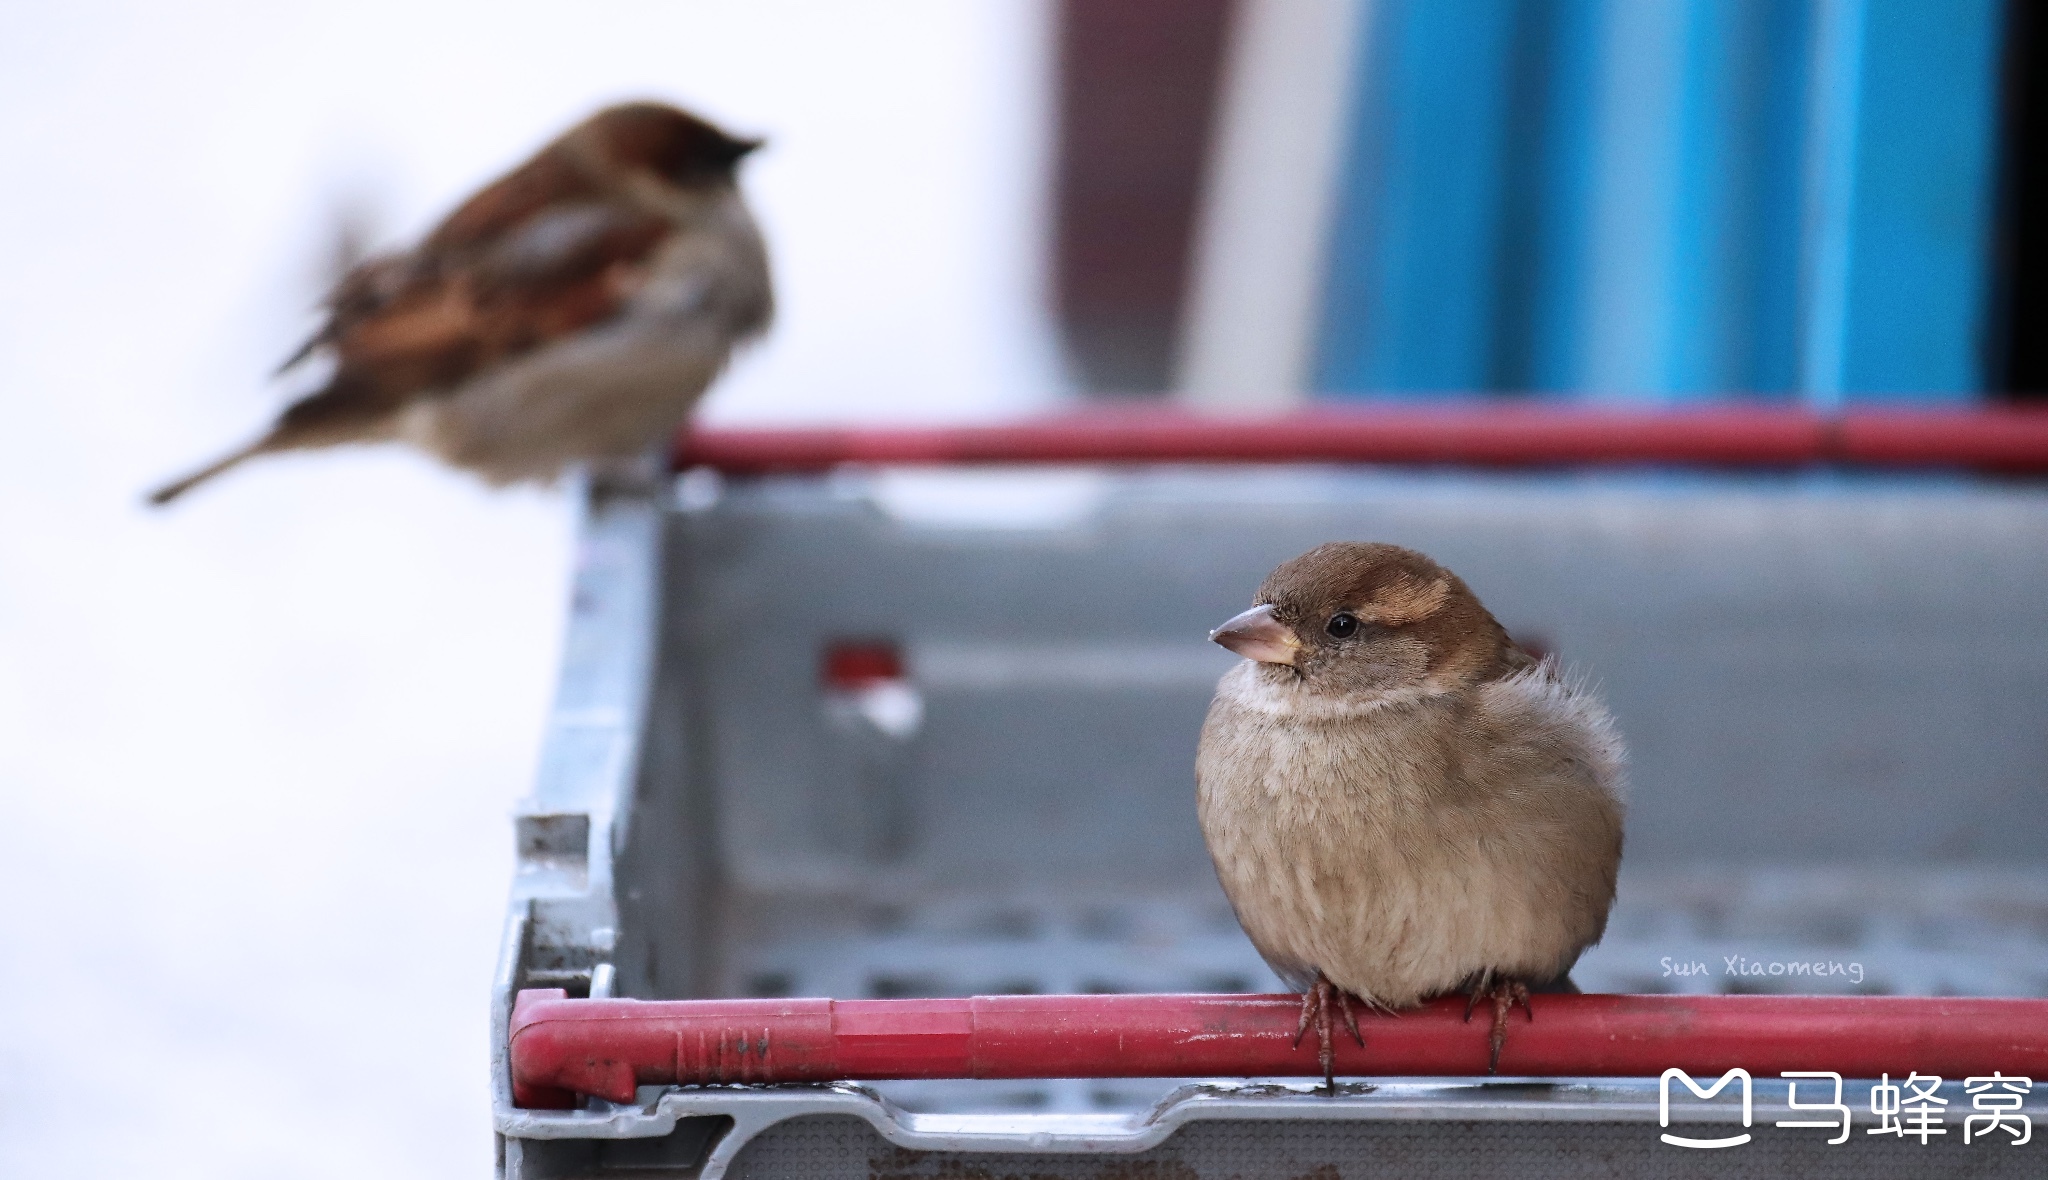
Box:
[1837, 407, 2048, 469]
[508, 990, 2048, 1108]
[671, 405, 2048, 474]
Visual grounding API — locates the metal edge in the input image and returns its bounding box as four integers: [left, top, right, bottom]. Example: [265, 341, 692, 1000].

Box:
[494, 469, 669, 1176]
[501, 1073, 2048, 1178]
[497, 1076, 1865, 1179]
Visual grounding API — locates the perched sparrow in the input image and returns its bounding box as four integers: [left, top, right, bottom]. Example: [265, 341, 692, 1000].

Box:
[149, 101, 772, 505]
[1196, 542, 1625, 1085]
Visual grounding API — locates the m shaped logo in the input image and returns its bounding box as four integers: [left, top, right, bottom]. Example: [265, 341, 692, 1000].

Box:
[1660, 1068, 1753, 1149]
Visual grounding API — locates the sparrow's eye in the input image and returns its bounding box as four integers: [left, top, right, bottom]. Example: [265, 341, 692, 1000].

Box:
[1326, 612, 1360, 639]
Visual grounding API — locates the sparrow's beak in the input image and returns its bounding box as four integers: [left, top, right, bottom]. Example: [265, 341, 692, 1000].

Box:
[1210, 604, 1300, 665]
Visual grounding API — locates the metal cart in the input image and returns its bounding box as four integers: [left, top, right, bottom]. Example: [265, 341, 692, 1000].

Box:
[493, 408, 2048, 1178]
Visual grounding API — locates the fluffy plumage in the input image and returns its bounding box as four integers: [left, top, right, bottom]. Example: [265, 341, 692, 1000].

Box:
[149, 101, 772, 504]
[1196, 541, 1625, 1079]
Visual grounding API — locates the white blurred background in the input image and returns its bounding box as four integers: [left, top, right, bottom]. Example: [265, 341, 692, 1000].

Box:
[0, 3, 1065, 1174]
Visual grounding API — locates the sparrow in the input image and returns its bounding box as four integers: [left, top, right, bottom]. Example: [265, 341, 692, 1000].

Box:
[148, 101, 772, 505]
[1195, 542, 1625, 1087]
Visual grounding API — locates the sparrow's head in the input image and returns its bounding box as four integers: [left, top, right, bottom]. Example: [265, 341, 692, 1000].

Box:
[583, 101, 763, 185]
[1210, 542, 1523, 696]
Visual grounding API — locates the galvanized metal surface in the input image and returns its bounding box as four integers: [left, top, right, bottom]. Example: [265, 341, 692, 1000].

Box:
[495, 466, 2048, 1176]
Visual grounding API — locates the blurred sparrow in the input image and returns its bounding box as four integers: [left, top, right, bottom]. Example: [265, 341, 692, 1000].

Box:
[149, 101, 771, 505]
[1196, 542, 1625, 1086]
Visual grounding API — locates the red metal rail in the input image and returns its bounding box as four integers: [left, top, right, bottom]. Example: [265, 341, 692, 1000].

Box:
[673, 405, 2048, 474]
[509, 990, 2048, 1108]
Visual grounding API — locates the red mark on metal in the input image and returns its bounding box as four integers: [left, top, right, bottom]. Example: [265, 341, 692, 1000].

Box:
[822, 642, 904, 691]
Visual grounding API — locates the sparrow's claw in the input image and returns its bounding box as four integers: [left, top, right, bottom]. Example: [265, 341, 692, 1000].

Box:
[1338, 992, 1364, 1048]
[1464, 978, 1534, 1074]
[1292, 985, 1316, 1049]
[1293, 974, 1365, 1094]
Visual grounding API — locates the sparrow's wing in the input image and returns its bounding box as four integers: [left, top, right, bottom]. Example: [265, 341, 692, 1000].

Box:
[272, 122, 618, 377]
[469, 200, 674, 338]
[241, 199, 673, 455]
[146, 197, 671, 506]
[422, 145, 602, 253]
[274, 253, 416, 375]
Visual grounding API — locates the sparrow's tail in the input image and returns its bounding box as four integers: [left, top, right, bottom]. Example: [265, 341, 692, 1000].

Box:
[146, 370, 401, 506]
[145, 440, 273, 507]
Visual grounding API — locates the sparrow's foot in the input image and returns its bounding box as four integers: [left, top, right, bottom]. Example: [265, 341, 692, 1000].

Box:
[1291, 973, 1365, 1094]
[1462, 978, 1534, 1074]
[585, 451, 668, 501]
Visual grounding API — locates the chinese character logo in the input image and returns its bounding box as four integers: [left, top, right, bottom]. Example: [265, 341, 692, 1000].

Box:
[1660, 1068, 1753, 1149]
[1775, 1071, 1851, 1145]
[1964, 1074, 2033, 1146]
[1870, 1072, 1948, 1144]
